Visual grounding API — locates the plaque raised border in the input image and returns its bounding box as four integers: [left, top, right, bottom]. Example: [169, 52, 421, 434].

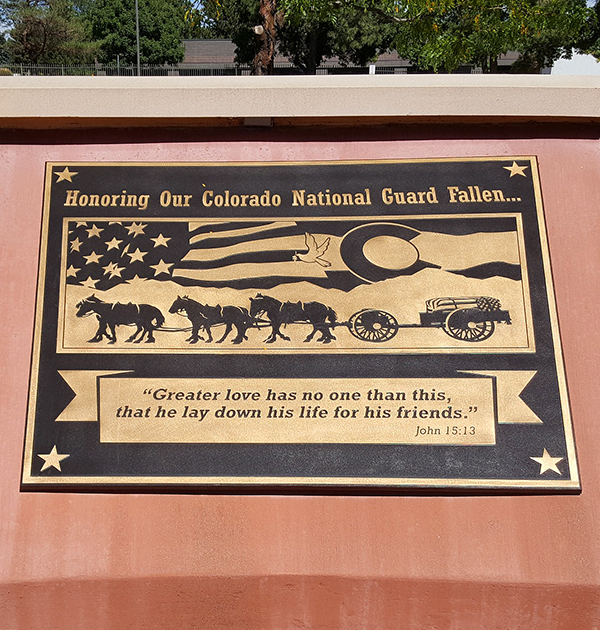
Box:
[22, 158, 579, 490]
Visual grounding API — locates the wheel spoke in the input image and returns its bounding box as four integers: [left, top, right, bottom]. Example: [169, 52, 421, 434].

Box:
[443, 309, 495, 342]
[350, 310, 398, 343]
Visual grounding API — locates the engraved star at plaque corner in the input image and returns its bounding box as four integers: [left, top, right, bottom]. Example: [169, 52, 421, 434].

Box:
[503, 161, 529, 178]
[127, 248, 147, 263]
[80, 276, 99, 289]
[127, 222, 147, 237]
[530, 449, 563, 475]
[55, 167, 78, 183]
[151, 233, 171, 248]
[38, 446, 70, 472]
[150, 259, 173, 276]
[86, 224, 104, 239]
[106, 236, 123, 251]
[66, 264, 80, 278]
[83, 251, 102, 265]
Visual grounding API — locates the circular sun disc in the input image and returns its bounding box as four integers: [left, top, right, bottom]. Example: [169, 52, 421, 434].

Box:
[362, 235, 419, 271]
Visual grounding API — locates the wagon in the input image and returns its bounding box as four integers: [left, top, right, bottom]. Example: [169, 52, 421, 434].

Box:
[346, 296, 511, 343]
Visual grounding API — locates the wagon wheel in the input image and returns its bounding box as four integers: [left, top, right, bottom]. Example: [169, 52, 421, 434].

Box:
[442, 308, 495, 342]
[349, 309, 399, 343]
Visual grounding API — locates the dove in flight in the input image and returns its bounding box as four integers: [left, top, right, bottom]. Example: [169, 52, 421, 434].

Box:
[293, 232, 332, 267]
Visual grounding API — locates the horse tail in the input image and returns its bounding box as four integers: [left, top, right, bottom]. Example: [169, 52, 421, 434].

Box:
[327, 307, 337, 324]
[153, 309, 165, 329]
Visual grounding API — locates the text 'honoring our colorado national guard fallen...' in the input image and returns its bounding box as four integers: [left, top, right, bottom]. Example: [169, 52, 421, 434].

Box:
[23, 159, 579, 490]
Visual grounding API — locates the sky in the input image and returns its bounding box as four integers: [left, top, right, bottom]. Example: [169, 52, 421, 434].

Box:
[552, 0, 600, 74]
[552, 52, 600, 75]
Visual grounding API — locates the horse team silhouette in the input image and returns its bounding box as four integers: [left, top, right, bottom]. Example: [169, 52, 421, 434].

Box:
[75, 295, 165, 344]
[75, 293, 338, 345]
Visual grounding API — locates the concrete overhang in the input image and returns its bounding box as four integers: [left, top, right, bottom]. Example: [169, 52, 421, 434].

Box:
[1, 75, 600, 129]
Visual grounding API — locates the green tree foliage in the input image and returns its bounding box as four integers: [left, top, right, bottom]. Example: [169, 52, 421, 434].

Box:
[181, 0, 215, 37]
[87, 0, 186, 64]
[576, 0, 600, 61]
[278, 4, 397, 73]
[199, 0, 396, 73]
[0, 32, 9, 63]
[0, 0, 97, 64]
[279, 0, 593, 72]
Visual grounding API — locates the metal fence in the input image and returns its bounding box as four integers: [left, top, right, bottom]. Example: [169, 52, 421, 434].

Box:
[0, 62, 468, 77]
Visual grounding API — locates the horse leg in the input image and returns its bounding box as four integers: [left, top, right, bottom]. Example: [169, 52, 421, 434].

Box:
[126, 325, 142, 342]
[133, 323, 148, 343]
[316, 324, 335, 343]
[230, 324, 246, 345]
[88, 320, 106, 342]
[145, 325, 156, 343]
[204, 325, 213, 343]
[233, 322, 252, 344]
[304, 325, 318, 343]
[88, 330, 103, 342]
[264, 323, 280, 343]
[216, 323, 232, 343]
[186, 322, 199, 343]
[276, 325, 291, 342]
[107, 324, 117, 344]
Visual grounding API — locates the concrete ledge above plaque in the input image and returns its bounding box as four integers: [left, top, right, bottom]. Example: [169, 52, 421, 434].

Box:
[22, 157, 579, 490]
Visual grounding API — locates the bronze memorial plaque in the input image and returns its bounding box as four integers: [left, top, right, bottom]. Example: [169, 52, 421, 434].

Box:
[22, 158, 579, 490]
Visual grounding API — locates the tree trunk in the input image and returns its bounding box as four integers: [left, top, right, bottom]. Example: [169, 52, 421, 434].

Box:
[306, 27, 318, 75]
[252, 0, 277, 76]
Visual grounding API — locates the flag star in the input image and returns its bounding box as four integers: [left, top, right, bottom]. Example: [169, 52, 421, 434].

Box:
[108, 221, 122, 225]
[86, 224, 104, 238]
[38, 445, 70, 472]
[75, 221, 88, 227]
[530, 449, 563, 475]
[106, 237, 123, 251]
[151, 259, 174, 276]
[127, 248, 147, 263]
[108, 265, 125, 278]
[503, 161, 528, 177]
[126, 274, 148, 287]
[55, 167, 78, 183]
[151, 233, 171, 248]
[83, 251, 102, 265]
[66, 264, 80, 277]
[127, 222, 147, 237]
[70, 237, 83, 252]
[103, 262, 125, 278]
[81, 276, 99, 289]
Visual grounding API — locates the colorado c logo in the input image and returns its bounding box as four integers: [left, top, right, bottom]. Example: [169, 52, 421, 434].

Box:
[340, 223, 421, 283]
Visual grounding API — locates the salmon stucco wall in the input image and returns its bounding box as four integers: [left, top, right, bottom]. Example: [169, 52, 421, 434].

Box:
[1, 124, 599, 629]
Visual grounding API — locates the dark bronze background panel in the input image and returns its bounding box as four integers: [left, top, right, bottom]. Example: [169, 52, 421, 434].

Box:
[22, 159, 578, 490]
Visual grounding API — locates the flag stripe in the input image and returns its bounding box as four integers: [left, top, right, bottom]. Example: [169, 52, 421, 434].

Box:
[184, 234, 305, 262]
[189, 220, 272, 234]
[173, 261, 329, 282]
[176, 250, 297, 270]
[190, 222, 296, 245]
